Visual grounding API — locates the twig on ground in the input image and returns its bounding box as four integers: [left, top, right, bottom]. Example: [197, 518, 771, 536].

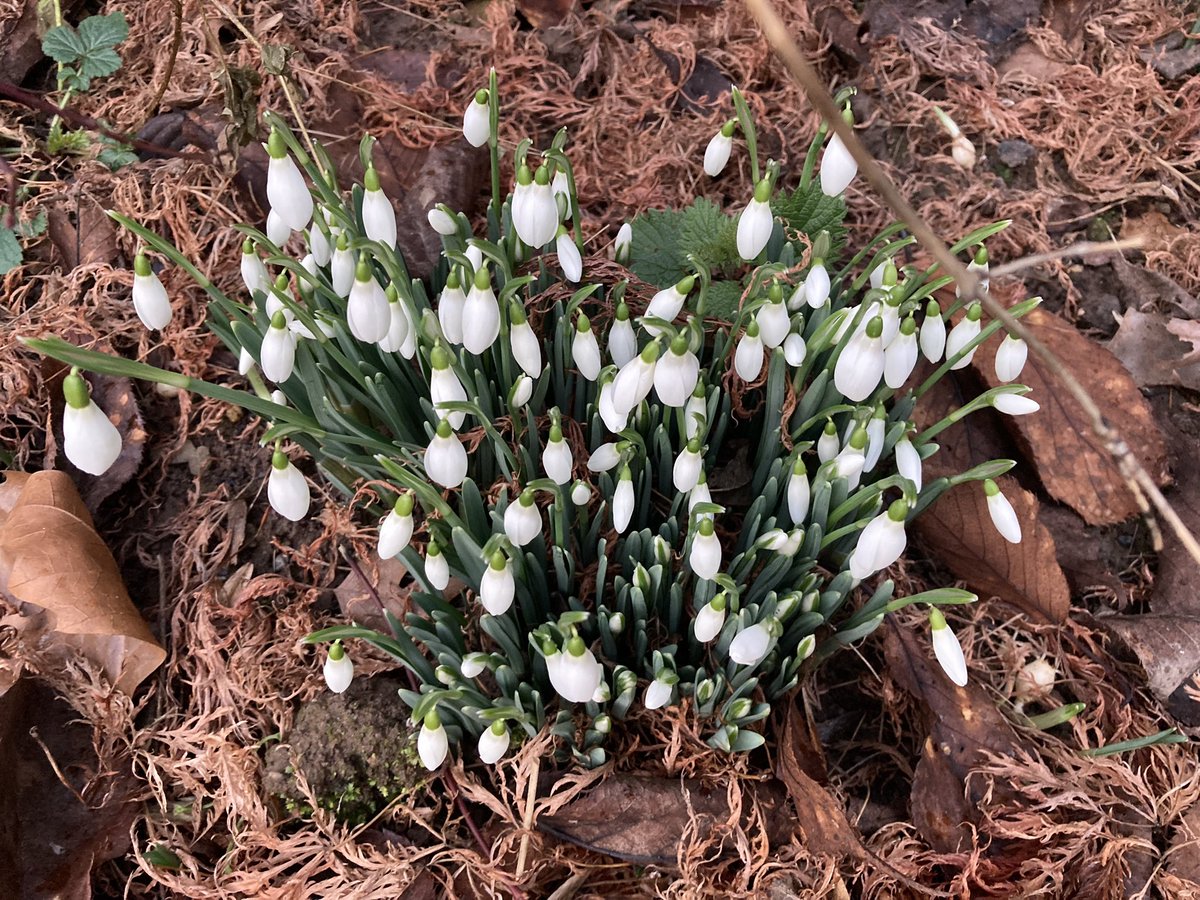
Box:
[146, 0, 184, 121]
[515, 755, 540, 879]
[0, 156, 15, 228]
[987, 238, 1145, 277]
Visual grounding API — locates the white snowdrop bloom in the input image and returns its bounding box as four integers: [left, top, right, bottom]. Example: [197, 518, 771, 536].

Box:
[895, 437, 923, 492]
[377, 293, 411, 354]
[240, 239, 270, 296]
[787, 458, 810, 525]
[298, 253, 320, 299]
[425, 419, 468, 488]
[684, 384, 708, 440]
[673, 438, 704, 492]
[480, 552, 516, 615]
[783, 331, 807, 367]
[879, 297, 903, 349]
[613, 222, 633, 265]
[264, 274, 296, 323]
[611, 343, 660, 417]
[994, 334, 1028, 383]
[261, 312, 297, 384]
[992, 392, 1040, 416]
[703, 120, 735, 177]
[787, 278, 808, 312]
[884, 317, 919, 389]
[270, 389, 287, 406]
[512, 166, 559, 249]
[643, 676, 674, 710]
[361, 166, 397, 249]
[572, 314, 602, 381]
[267, 449, 311, 522]
[417, 712, 449, 770]
[462, 266, 500, 354]
[323, 641, 354, 694]
[654, 334, 700, 407]
[504, 491, 542, 546]
[805, 260, 831, 308]
[510, 374, 534, 408]
[425, 541, 450, 590]
[688, 472, 712, 520]
[819, 131, 857, 197]
[308, 213, 332, 266]
[693, 595, 727, 643]
[61, 371, 121, 476]
[347, 259, 390, 343]
[465, 242, 484, 272]
[547, 637, 604, 703]
[570, 480, 591, 505]
[848, 500, 908, 580]
[238, 346, 255, 376]
[862, 412, 887, 474]
[331, 235, 355, 298]
[437, 271, 466, 345]
[612, 467, 635, 532]
[945, 303, 982, 369]
[762, 528, 803, 557]
[265, 130, 313, 230]
[378, 493, 415, 558]
[427, 205, 458, 236]
[552, 169, 572, 219]
[543, 424, 574, 484]
[131, 254, 172, 330]
[757, 285, 790, 348]
[429, 344, 468, 430]
[736, 179, 774, 261]
[597, 378, 630, 433]
[462, 89, 491, 147]
[265, 208, 291, 246]
[920, 300, 946, 362]
[587, 442, 622, 473]
[960, 246, 990, 297]
[461, 652, 488, 679]
[817, 421, 840, 463]
[869, 261, 887, 290]
[985, 479, 1021, 543]
[689, 518, 722, 580]
[834, 428, 868, 490]
[930, 608, 968, 687]
[835, 317, 886, 402]
[608, 303, 638, 367]
[734, 322, 765, 382]
[478, 721, 511, 764]
[557, 229, 582, 283]
[729, 621, 773, 667]
[644, 276, 693, 336]
[510, 306, 543, 377]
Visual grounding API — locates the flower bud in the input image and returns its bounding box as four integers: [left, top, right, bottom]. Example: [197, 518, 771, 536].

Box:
[323, 641, 353, 693]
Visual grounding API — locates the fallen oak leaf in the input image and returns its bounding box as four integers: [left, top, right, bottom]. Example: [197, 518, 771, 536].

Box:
[1107, 308, 1200, 393]
[1101, 614, 1200, 726]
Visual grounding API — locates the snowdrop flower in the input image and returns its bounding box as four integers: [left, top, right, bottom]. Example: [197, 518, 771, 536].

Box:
[437, 270, 466, 345]
[572, 314, 601, 381]
[612, 466, 635, 532]
[643, 675, 675, 710]
[360, 165, 397, 249]
[736, 179, 774, 261]
[425, 540, 450, 590]
[547, 636, 604, 703]
[834, 426, 868, 488]
[762, 528, 803, 557]
[267, 448, 311, 521]
[729, 620, 775, 667]
[611, 343, 660, 417]
[462, 89, 491, 147]
[673, 437, 704, 492]
[417, 711, 449, 770]
[805, 260, 831, 308]
[378, 493, 415, 558]
[992, 392, 1040, 416]
[864, 409, 889, 474]
[613, 222, 633, 265]
[644, 276, 694, 336]
[920, 299, 946, 362]
[543, 422, 574, 484]
[756, 283, 790, 348]
[512, 165, 558, 249]
[689, 518, 722, 580]
[260, 312, 297, 383]
[461, 653, 488, 679]
[783, 330, 807, 367]
[323, 640, 354, 693]
[848, 500, 908, 580]
[240, 239, 270, 296]
[693, 594, 727, 643]
[884, 316, 919, 389]
[945, 302, 983, 369]
[994, 333, 1028, 382]
[552, 169, 572, 219]
[869, 261, 888, 290]
[270, 389, 287, 406]
[587, 442, 622, 473]
[689, 470, 712, 520]
[265, 129, 313, 230]
[597, 376, 629, 433]
[425, 419, 468, 488]
[879, 292, 903, 348]
[347, 257, 390, 343]
[308, 212, 332, 266]
[480, 551, 515, 615]
[265, 208, 291, 247]
[131, 253, 172, 330]
[930, 608, 968, 686]
[61, 370, 121, 475]
[557, 228, 582, 283]
[510, 374, 534, 408]
[462, 266, 500, 354]
[510, 303, 543, 377]
[817, 420, 840, 463]
[377, 288, 412, 354]
[654, 333, 700, 407]
[608, 302, 637, 367]
[238, 346, 255, 377]
[684, 383, 708, 440]
[895, 436, 923, 492]
[429, 344, 468, 429]
[609, 610, 626, 635]
[835, 316, 885, 402]
[961, 246, 990, 296]
[504, 490, 542, 546]
[734, 320, 765, 381]
[331, 234, 355, 298]
[787, 458, 810, 524]
[985, 479, 1021, 543]
[465, 242, 484, 272]
[819, 129, 857, 196]
[427, 204, 458, 236]
[703, 120, 735, 177]
[478, 721, 511, 764]
[264, 273, 296, 323]
[570, 480, 591, 505]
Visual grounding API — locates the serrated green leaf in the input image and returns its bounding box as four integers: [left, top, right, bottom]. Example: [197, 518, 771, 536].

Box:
[77, 13, 129, 52]
[77, 46, 122, 80]
[703, 280, 745, 321]
[772, 182, 847, 256]
[0, 230, 22, 275]
[42, 24, 85, 64]
[630, 207, 687, 287]
[679, 197, 738, 271]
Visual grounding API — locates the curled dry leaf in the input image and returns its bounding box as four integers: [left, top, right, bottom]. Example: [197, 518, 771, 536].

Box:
[1106, 307, 1200, 393]
[0, 471, 164, 694]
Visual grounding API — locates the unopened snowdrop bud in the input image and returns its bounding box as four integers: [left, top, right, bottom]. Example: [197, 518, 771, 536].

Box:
[884, 316, 919, 389]
[962, 246, 990, 296]
[266, 208, 291, 247]
[835, 316, 886, 402]
[654, 333, 700, 407]
[435, 665, 457, 686]
[608, 611, 626, 634]
[992, 392, 1040, 416]
[929, 608, 968, 686]
[462, 266, 500, 354]
[425, 540, 450, 590]
[612, 342, 660, 416]
[729, 620, 773, 667]
[597, 377, 629, 433]
[689, 470, 712, 520]
[437, 270, 466, 345]
[543, 423, 574, 485]
[895, 436, 922, 492]
[378, 493, 415, 558]
[505, 490, 542, 545]
[261, 312, 297, 383]
[806, 260, 831, 308]
[550, 636, 604, 704]
[461, 653, 488, 679]
[645, 276, 694, 336]
[429, 344, 468, 429]
[673, 436, 704, 492]
[478, 720, 510, 764]
[643, 675, 675, 710]
[608, 302, 637, 367]
[238, 346, 255, 376]
[510, 374, 533, 408]
[734, 320, 765, 382]
[417, 710, 449, 770]
[693, 593, 727, 643]
[557, 228, 582, 283]
[820, 116, 858, 196]
[994, 334, 1028, 383]
[480, 551, 515, 615]
[587, 442, 622, 473]
[764, 527, 804, 557]
[331, 233, 355, 298]
[787, 457, 810, 524]
[817, 419, 840, 463]
[690, 517, 722, 580]
[984, 479, 1021, 543]
[572, 313, 601, 381]
[323, 640, 353, 693]
[425, 419, 468, 488]
[308, 212, 332, 266]
[934, 107, 976, 171]
[462, 89, 491, 147]
[361, 165, 397, 249]
[612, 467, 635, 532]
[570, 480, 591, 506]
[613, 222, 633, 265]
[131, 254, 172, 330]
[268, 448, 311, 521]
[264, 273, 295, 323]
[61, 370, 121, 475]
[513, 166, 559, 249]
[427, 204, 458, 236]
[704, 119, 736, 177]
[849, 499, 908, 580]
[552, 169, 571, 219]
[756, 284, 791, 349]
[946, 302, 983, 369]
[381, 286, 415, 356]
[509, 303, 543, 378]
[783, 330, 807, 367]
[736, 179, 774, 261]
[265, 129, 313, 230]
[920, 299, 946, 362]
[684, 383, 707, 440]
[240, 239, 270, 296]
[270, 389, 287, 406]
[347, 257, 390, 343]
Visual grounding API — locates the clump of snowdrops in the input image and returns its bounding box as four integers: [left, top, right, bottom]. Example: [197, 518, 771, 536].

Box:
[31, 74, 1040, 770]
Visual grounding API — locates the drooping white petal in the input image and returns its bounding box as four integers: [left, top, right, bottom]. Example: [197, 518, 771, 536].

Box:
[63, 400, 122, 475]
[673, 446, 702, 492]
[362, 187, 397, 250]
[587, 443, 621, 473]
[611, 352, 657, 417]
[819, 132, 858, 196]
[241, 246, 270, 296]
[504, 498, 542, 546]
[653, 347, 700, 407]
[425, 546, 450, 590]
[543, 436, 574, 485]
[734, 330, 764, 381]
[945, 316, 982, 369]
[477, 722, 511, 764]
[862, 415, 887, 474]
[693, 599, 726, 643]
[548, 644, 604, 704]
[756, 300, 790, 349]
[787, 463, 810, 525]
[993, 393, 1040, 416]
[643, 677, 674, 710]
[323, 648, 354, 693]
[417, 719, 449, 770]
[598, 381, 630, 433]
[462, 272, 500, 354]
[513, 179, 558, 249]
[308, 215, 332, 266]
[132, 271, 172, 330]
[266, 153, 313, 231]
[480, 559, 516, 615]
[986, 483, 1022, 543]
[265, 208, 291, 247]
[884, 329, 919, 389]
[572, 324, 602, 382]
[994, 335, 1029, 382]
[378, 509, 413, 559]
[805, 262, 831, 308]
[644, 285, 687, 336]
[427, 206, 458, 236]
[438, 278, 467, 345]
[895, 438, 923, 492]
[260, 321, 297, 383]
[377, 300, 411, 354]
[347, 273, 390, 343]
[557, 232, 582, 283]
[920, 308, 946, 362]
[612, 474, 635, 532]
[511, 374, 533, 407]
[430, 365, 468, 430]
[729, 622, 771, 667]
[462, 95, 491, 147]
[704, 130, 732, 177]
[848, 507, 907, 580]
[930, 611, 968, 686]
[689, 527, 722, 580]
[783, 332, 807, 366]
[511, 320, 543, 378]
[425, 428, 468, 488]
[736, 197, 773, 261]
[613, 222, 633, 265]
[331, 243, 355, 298]
[834, 329, 885, 402]
[608, 315, 638, 367]
[268, 457, 311, 522]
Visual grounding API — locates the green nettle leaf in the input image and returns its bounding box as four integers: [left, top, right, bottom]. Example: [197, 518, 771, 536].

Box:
[631, 198, 739, 288]
[0, 229, 22, 275]
[77, 46, 122, 80]
[703, 280, 746, 321]
[41, 13, 128, 84]
[98, 144, 138, 171]
[772, 182, 847, 256]
[679, 197, 738, 271]
[41, 25, 87, 64]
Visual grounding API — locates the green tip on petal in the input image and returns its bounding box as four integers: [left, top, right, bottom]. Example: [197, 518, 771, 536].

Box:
[866, 316, 884, 339]
[270, 310, 288, 330]
[983, 478, 1000, 496]
[355, 257, 372, 281]
[887, 499, 909, 522]
[62, 370, 90, 409]
[676, 275, 695, 295]
[242, 237, 256, 255]
[271, 449, 290, 470]
[566, 635, 586, 657]
[474, 88, 489, 105]
[328, 640, 345, 661]
[133, 254, 152, 277]
[473, 267, 490, 290]
[929, 607, 948, 631]
[395, 492, 415, 516]
[489, 551, 506, 571]
[435, 418, 454, 438]
[266, 129, 287, 159]
[364, 165, 381, 192]
[698, 518, 715, 536]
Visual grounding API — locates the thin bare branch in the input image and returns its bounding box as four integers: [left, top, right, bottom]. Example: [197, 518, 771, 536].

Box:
[988, 238, 1145, 278]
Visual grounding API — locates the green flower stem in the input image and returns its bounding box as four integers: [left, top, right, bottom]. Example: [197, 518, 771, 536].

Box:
[915, 385, 1030, 444]
[731, 87, 760, 184]
[488, 68, 502, 230]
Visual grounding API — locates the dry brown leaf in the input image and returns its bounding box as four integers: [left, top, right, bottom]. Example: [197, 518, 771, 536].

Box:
[1107, 308, 1200, 392]
[1168, 804, 1200, 888]
[972, 307, 1169, 526]
[516, 0, 575, 28]
[1102, 614, 1200, 725]
[46, 193, 119, 271]
[0, 471, 164, 694]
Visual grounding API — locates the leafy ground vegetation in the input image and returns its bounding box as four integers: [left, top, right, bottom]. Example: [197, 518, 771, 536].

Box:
[2, 0, 1200, 897]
